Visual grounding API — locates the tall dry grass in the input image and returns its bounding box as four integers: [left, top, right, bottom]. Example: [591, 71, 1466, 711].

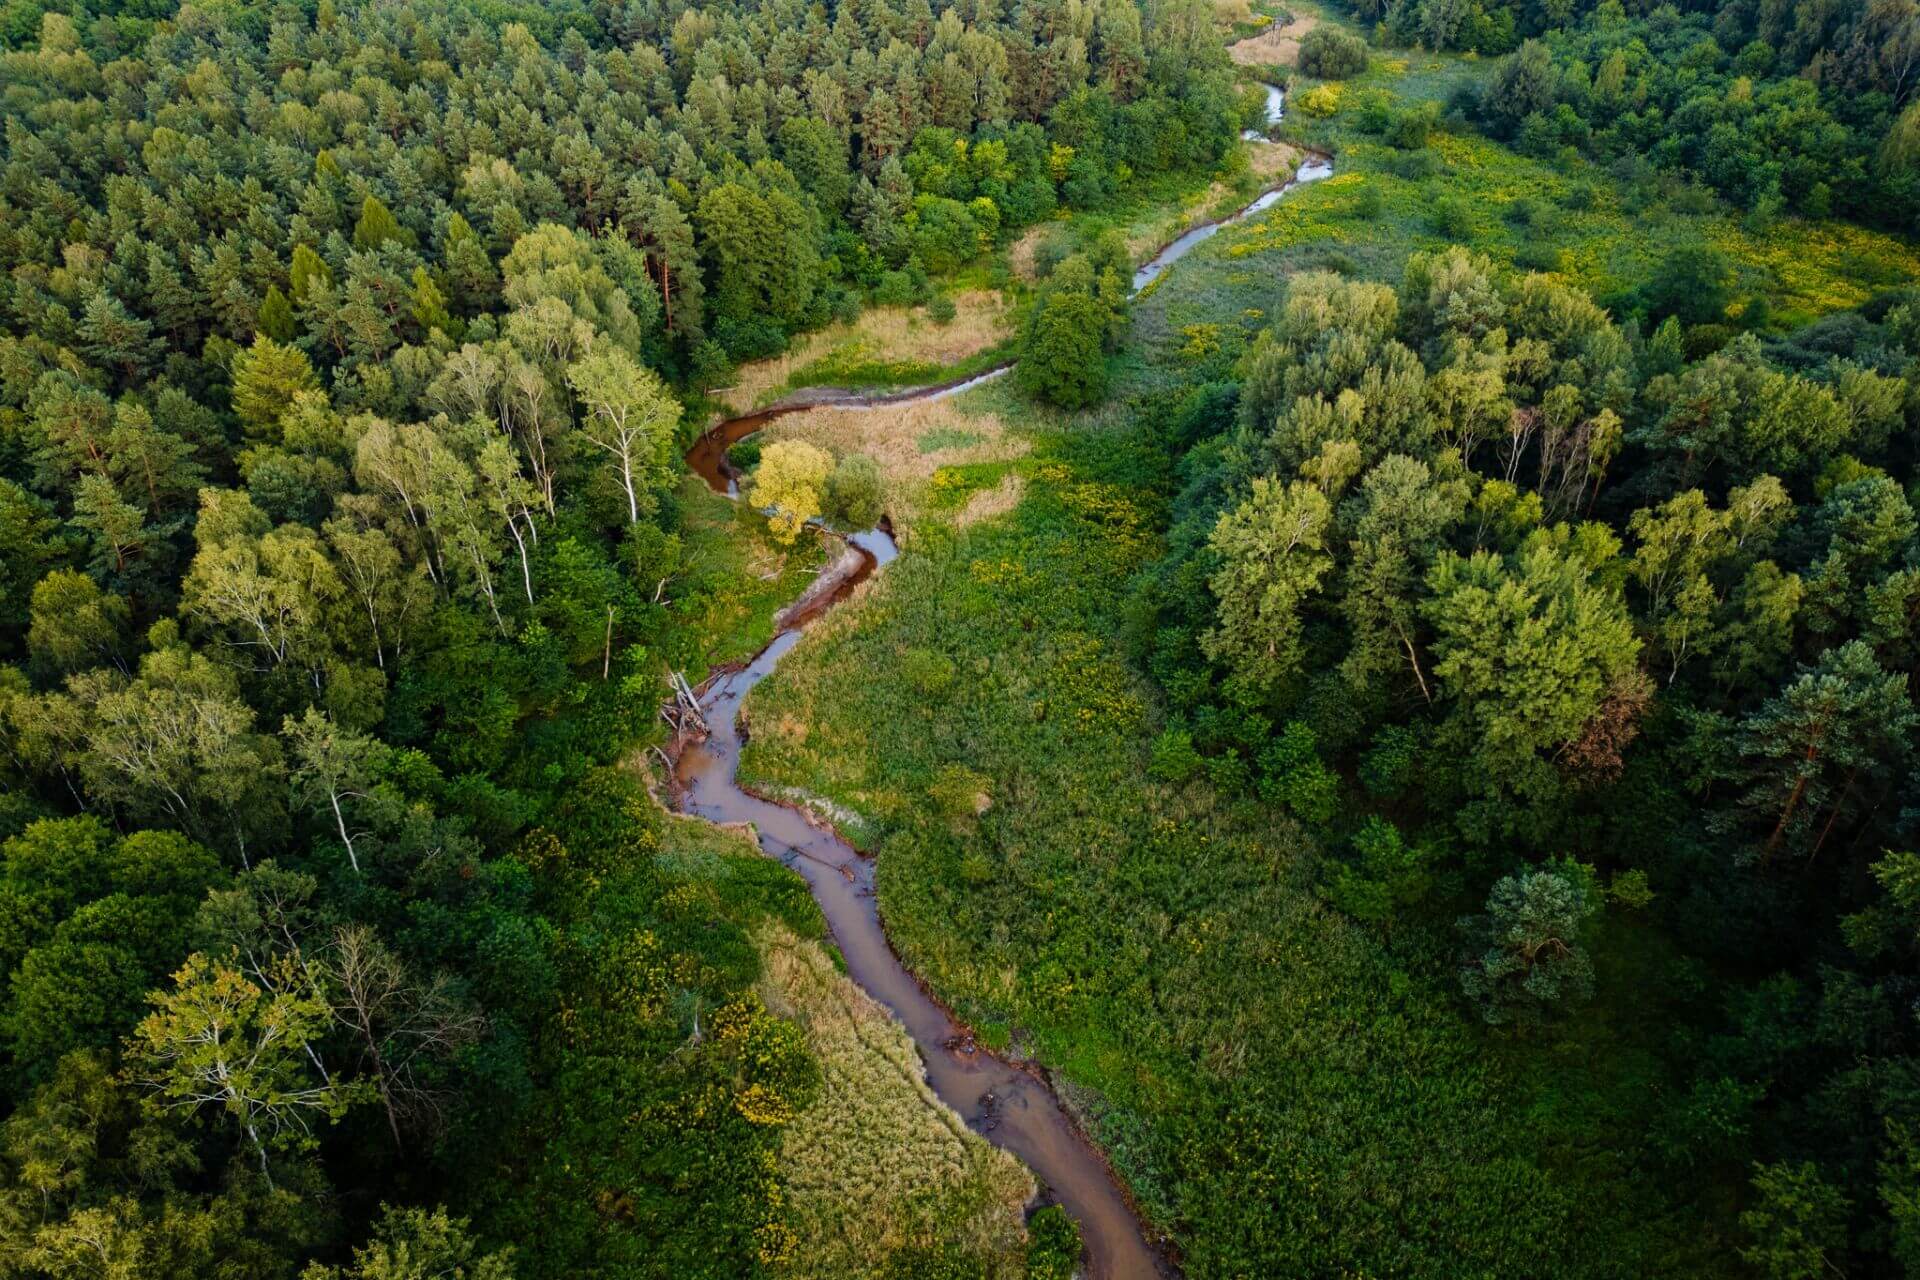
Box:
[758, 921, 1033, 1279]
[717, 291, 1011, 415]
[758, 398, 1028, 533]
[1228, 13, 1318, 65]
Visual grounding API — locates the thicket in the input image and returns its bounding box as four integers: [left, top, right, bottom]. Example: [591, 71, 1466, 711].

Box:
[1295, 25, 1367, 79]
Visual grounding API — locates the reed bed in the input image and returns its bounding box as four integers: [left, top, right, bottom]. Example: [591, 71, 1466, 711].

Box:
[718, 291, 1011, 414]
[758, 398, 1029, 533]
[759, 921, 1033, 1278]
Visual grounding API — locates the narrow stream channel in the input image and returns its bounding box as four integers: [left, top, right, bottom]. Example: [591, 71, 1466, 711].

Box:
[1240, 80, 1285, 141]
[670, 145, 1334, 1280]
[673, 565, 1170, 1279]
[1131, 152, 1332, 293]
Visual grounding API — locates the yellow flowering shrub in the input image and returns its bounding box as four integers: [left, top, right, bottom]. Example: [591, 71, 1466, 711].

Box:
[1296, 83, 1343, 117]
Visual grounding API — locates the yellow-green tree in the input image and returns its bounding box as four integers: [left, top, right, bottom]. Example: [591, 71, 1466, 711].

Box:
[747, 441, 833, 544]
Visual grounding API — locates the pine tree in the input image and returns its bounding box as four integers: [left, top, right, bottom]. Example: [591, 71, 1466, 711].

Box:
[352, 195, 405, 253]
[289, 244, 333, 305]
[229, 335, 320, 438]
[257, 284, 297, 342]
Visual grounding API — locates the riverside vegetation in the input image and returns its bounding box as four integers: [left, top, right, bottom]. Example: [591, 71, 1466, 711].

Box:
[2, 0, 1920, 1276]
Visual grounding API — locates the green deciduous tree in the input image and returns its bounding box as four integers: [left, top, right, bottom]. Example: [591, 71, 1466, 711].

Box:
[1738, 1161, 1850, 1280]
[1423, 539, 1642, 800]
[1340, 454, 1466, 701]
[301, 1204, 512, 1280]
[1016, 288, 1108, 408]
[564, 349, 679, 526]
[26, 569, 130, 677]
[128, 952, 362, 1188]
[1202, 477, 1334, 703]
[30, 635, 285, 859]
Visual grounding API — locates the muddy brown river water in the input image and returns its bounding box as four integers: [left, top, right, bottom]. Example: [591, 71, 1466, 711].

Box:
[670, 148, 1335, 1279]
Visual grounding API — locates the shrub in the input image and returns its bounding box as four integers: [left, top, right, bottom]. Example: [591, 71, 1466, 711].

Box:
[927, 294, 958, 325]
[874, 270, 918, 306]
[1353, 90, 1394, 134]
[1296, 83, 1343, 118]
[1257, 722, 1340, 826]
[927, 763, 990, 831]
[725, 438, 762, 471]
[1298, 27, 1369, 79]
[1608, 869, 1655, 909]
[901, 648, 957, 698]
[1024, 1207, 1081, 1280]
[1360, 724, 1418, 797]
[712, 314, 788, 361]
[825, 453, 885, 528]
[1388, 101, 1439, 149]
[1512, 241, 1567, 273]
[1150, 727, 1205, 783]
[1386, 148, 1440, 180]
[1430, 195, 1473, 238]
[1635, 243, 1733, 327]
[1205, 749, 1250, 794]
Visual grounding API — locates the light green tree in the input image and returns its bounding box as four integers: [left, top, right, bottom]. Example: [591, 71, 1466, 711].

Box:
[301, 1204, 513, 1280]
[230, 336, 320, 439]
[565, 349, 679, 526]
[27, 569, 131, 676]
[127, 952, 362, 1189]
[1738, 1161, 1851, 1280]
[1340, 454, 1467, 701]
[1422, 539, 1641, 785]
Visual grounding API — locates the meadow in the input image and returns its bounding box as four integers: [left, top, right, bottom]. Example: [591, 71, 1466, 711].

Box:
[713, 290, 1017, 415]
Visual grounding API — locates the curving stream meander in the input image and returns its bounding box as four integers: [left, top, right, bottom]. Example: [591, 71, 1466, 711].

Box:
[669, 135, 1332, 1280]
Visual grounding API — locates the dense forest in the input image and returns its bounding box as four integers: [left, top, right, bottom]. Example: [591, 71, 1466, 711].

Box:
[2, 0, 1920, 1273]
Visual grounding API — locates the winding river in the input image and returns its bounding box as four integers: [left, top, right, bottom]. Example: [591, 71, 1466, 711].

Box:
[671, 144, 1333, 1279]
